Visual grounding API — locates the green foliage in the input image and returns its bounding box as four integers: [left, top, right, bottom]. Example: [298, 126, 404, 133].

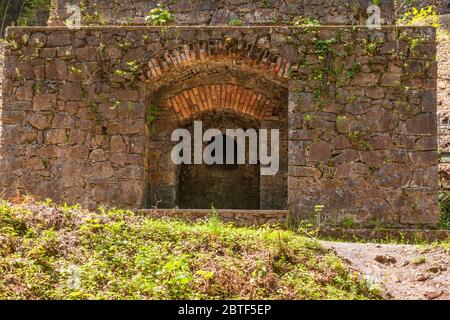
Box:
[0, 200, 381, 300]
[145, 4, 173, 26]
[342, 217, 355, 229]
[398, 6, 439, 28]
[347, 130, 371, 151]
[229, 18, 243, 26]
[0, 0, 51, 29]
[346, 61, 361, 79]
[363, 39, 382, 56]
[408, 35, 426, 53]
[439, 189, 450, 229]
[291, 16, 320, 26]
[412, 256, 426, 265]
[113, 60, 142, 82]
[397, 5, 449, 41]
[303, 113, 314, 125]
[146, 104, 159, 134]
[314, 38, 337, 61]
[80, 2, 107, 26]
[69, 65, 81, 74]
[336, 115, 347, 124]
[262, 0, 273, 8]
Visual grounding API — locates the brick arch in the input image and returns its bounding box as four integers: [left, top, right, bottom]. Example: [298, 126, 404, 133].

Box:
[163, 83, 278, 122]
[146, 40, 292, 85]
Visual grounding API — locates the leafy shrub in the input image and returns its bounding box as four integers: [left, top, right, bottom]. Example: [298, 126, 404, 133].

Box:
[397, 5, 449, 41]
[439, 189, 450, 229]
[145, 4, 173, 26]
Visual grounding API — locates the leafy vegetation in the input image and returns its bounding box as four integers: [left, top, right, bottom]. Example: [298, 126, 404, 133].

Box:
[291, 16, 320, 26]
[229, 18, 243, 26]
[439, 189, 450, 229]
[397, 5, 449, 42]
[145, 4, 173, 26]
[0, 0, 51, 35]
[0, 199, 380, 300]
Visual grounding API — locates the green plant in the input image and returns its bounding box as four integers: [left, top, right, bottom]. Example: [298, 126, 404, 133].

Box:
[408, 35, 427, 53]
[314, 38, 337, 61]
[397, 5, 449, 41]
[342, 217, 355, 229]
[262, 0, 273, 8]
[147, 104, 159, 130]
[291, 16, 320, 26]
[145, 4, 173, 26]
[336, 115, 347, 124]
[69, 65, 82, 74]
[79, 2, 107, 26]
[412, 256, 426, 265]
[110, 100, 121, 110]
[439, 189, 450, 229]
[347, 130, 371, 150]
[303, 113, 314, 123]
[398, 6, 439, 28]
[229, 18, 243, 26]
[89, 102, 100, 122]
[363, 39, 379, 56]
[113, 60, 141, 80]
[346, 61, 361, 79]
[8, 0, 52, 27]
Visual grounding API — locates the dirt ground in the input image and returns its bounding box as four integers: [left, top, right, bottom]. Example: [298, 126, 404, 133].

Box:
[324, 241, 449, 300]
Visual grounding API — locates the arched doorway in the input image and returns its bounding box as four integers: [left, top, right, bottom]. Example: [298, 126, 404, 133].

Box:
[146, 59, 289, 210]
[178, 112, 261, 209]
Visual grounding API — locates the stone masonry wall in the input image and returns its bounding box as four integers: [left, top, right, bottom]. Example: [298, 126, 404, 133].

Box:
[0, 25, 439, 226]
[49, 0, 395, 26]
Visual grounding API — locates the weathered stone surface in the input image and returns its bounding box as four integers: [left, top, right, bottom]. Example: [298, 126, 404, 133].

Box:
[28, 114, 50, 130]
[374, 163, 412, 188]
[48, 0, 395, 27]
[366, 107, 399, 132]
[0, 25, 438, 227]
[33, 94, 56, 111]
[307, 141, 331, 162]
[45, 129, 66, 145]
[406, 113, 437, 135]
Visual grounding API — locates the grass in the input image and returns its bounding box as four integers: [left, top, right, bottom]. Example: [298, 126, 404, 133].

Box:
[0, 199, 380, 300]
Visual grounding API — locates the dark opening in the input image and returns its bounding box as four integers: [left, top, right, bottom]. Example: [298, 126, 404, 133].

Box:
[177, 114, 261, 210]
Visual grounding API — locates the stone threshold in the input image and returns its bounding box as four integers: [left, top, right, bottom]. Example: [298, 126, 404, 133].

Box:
[135, 209, 449, 242]
[135, 208, 288, 226]
[319, 227, 450, 243]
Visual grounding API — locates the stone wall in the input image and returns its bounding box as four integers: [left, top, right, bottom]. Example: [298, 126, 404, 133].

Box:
[49, 0, 395, 26]
[0, 25, 439, 226]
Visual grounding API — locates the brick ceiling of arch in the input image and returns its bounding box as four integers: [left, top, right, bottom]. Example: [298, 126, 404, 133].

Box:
[145, 39, 291, 95]
[164, 83, 281, 123]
